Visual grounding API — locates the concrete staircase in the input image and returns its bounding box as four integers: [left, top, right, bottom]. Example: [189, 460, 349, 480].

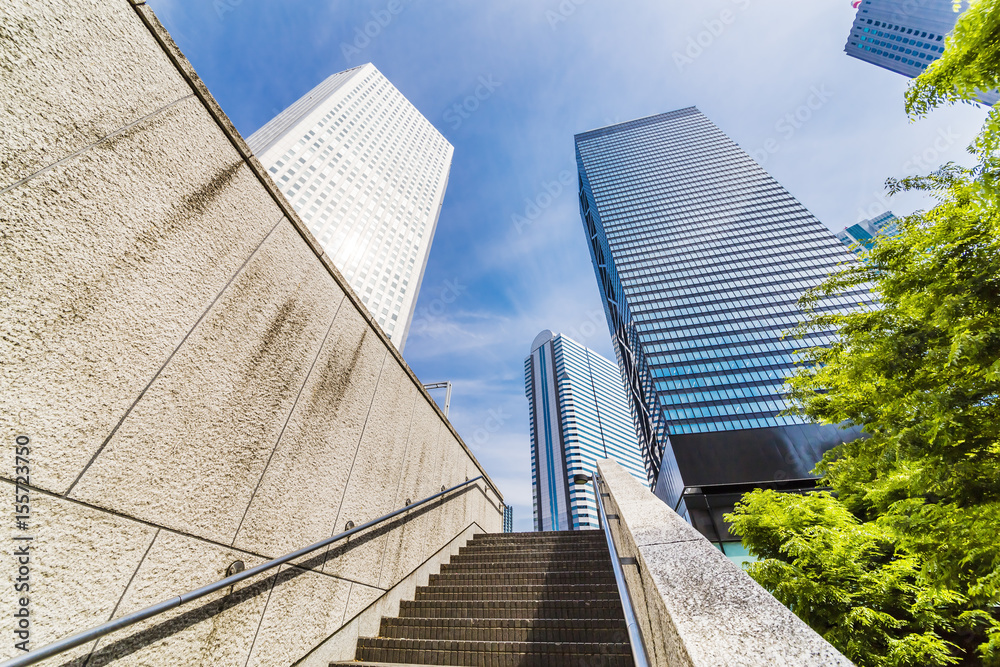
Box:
[334, 530, 634, 666]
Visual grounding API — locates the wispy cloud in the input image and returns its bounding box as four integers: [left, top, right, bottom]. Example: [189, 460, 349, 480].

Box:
[149, 0, 991, 530]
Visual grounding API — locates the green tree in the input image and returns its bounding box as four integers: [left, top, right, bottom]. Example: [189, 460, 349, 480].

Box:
[906, 0, 1000, 158]
[731, 490, 975, 667]
[728, 2, 1000, 664]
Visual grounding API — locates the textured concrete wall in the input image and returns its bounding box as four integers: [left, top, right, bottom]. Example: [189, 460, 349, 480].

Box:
[596, 459, 853, 667]
[0, 1, 502, 664]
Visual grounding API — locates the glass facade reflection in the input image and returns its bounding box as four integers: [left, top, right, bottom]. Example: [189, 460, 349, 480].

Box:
[575, 108, 874, 546]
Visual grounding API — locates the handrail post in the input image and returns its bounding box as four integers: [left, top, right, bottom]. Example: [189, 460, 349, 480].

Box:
[593, 473, 650, 667]
[595, 477, 603, 531]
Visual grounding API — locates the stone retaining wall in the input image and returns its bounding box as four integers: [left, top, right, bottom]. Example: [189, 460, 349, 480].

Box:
[597, 459, 852, 667]
[0, 2, 502, 664]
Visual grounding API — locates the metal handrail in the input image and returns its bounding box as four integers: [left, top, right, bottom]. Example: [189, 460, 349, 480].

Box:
[1, 476, 487, 667]
[593, 473, 650, 667]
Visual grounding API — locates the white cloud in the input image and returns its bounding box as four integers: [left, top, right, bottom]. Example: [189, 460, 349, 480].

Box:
[151, 0, 993, 526]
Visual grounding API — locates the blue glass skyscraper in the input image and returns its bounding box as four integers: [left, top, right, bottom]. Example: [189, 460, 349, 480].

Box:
[575, 108, 874, 550]
[525, 331, 648, 531]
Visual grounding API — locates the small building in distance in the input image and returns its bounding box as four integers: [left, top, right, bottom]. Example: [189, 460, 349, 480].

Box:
[836, 211, 900, 253]
[525, 331, 648, 531]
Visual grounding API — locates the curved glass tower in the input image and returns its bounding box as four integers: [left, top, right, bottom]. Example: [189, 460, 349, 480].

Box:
[575, 108, 873, 549]
[525, 331, 648, 531]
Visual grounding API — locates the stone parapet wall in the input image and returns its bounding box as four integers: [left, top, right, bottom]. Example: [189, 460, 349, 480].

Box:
[596, 459, 852, 667]
[0, 1, 502, 664]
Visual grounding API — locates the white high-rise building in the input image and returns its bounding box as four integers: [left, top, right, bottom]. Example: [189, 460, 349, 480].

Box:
[247, 63, 454, 350]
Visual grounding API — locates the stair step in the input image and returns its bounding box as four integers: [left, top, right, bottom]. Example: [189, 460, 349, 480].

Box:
[459, 545, 606, 556]
[455, 545, 609, 553]
[462, 544, 606, 554]
[428, 572, 616, 586]
[378, 617, 628, 643]
[415, 584, 618, 596]
[479, 530, 602, 537]
[452, 543, 608, 558]
[415, 590, 620, 602]
[446, 554, 611, 566]
[347, 657, 632, 667]
[356, 637, 633, 666]
[470, 536, 604, 545]
[441, 561, 608, 573]
[398, 599, 625, 620]
[416, 584, 619, 595]
[471, 532, 602, 539]
[470, 535, 604, 546]
[454, 551, 602, 561]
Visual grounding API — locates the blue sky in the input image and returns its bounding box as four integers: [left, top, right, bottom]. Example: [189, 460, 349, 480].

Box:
[150, 0, 989, 531]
